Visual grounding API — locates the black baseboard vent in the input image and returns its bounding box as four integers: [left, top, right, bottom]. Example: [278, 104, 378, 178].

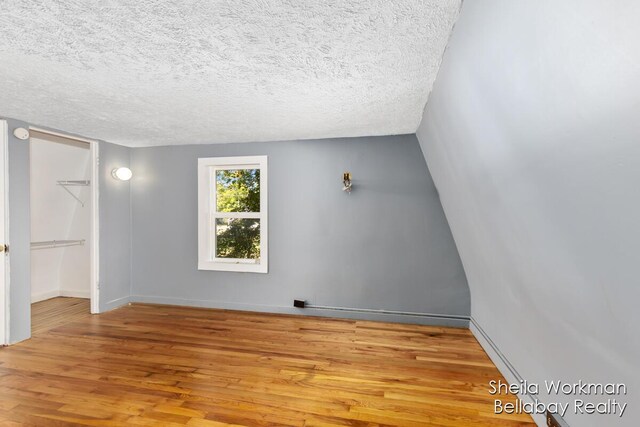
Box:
[546, 410, 569, 427]
[293, 299, 306, 308]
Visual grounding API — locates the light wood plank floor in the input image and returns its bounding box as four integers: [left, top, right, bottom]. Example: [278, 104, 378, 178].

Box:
[0, 300, 534, 426]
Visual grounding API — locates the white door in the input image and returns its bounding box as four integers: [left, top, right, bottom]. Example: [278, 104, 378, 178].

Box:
[0, 120, 8, 345]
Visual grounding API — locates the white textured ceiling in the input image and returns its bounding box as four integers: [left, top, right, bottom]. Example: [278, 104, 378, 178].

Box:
[0, 1, 460, 147]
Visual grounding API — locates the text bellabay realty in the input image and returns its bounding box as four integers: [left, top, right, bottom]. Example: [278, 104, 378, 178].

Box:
[490, 380, 628, 418]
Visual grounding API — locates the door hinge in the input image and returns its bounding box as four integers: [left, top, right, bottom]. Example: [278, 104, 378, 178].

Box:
[0, 244, 8, 253]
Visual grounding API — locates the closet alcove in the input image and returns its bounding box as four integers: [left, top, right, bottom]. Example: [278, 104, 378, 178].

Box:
[30, 132, 91, 305]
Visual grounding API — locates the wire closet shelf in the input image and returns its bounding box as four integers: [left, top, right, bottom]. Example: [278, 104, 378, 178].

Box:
[30, 240, 85, 250]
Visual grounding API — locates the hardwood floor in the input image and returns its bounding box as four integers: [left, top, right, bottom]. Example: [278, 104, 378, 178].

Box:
[31, 297, 91, 335]
[0, 302, 534, 426]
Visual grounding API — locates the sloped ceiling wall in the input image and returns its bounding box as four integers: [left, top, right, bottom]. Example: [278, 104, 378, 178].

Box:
[416, 1, 640, 426]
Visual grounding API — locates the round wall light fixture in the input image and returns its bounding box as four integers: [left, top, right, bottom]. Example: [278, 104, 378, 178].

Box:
[111, 167, 133, 181]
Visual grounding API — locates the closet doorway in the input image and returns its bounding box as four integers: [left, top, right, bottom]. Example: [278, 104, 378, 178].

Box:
[29, 128, 99, 336]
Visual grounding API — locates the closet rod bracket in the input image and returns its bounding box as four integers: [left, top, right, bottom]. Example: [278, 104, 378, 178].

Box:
[57, 180, 90, 207]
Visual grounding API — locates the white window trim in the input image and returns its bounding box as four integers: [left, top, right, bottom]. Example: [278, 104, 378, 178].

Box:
[198, 155, 268, 273]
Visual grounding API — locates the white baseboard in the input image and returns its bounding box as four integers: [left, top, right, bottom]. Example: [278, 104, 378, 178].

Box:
[129, 295, 469, 327]
[60, 289, 91, 299]
[102, 295, 131, 312]
[31, 290, 60, 303]
[470, 317, 547, 427]
[31, 289, 91, 303]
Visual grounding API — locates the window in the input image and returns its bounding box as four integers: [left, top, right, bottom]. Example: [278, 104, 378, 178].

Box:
[198, 156, 267, 273]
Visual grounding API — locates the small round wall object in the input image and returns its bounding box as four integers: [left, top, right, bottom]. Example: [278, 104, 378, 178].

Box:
[13, 127, 30, 140]
[111, 167, 133, 181]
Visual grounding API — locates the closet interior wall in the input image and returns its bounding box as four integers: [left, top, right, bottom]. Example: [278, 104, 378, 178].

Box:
[30, 135, 91, 302]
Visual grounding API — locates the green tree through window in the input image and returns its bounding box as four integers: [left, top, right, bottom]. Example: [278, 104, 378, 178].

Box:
[215, 169, 260, 259]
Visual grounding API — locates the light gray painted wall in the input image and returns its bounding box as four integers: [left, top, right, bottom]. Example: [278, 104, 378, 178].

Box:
[3, 117, 133, 334]
[98, 141, 132, 311]
[6, 118, 30, 343]
[130, 134, 470, 325]
[416, 1, 639, 425]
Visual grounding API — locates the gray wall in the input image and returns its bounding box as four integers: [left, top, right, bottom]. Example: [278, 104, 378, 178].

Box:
[6, 118, 30, 343]
[3, 122, 468, 335]
[3, 117, 133, 337]
[416, 1, 639, 425]
[98, 141, 132, 311]
[130, 134, 470, 325]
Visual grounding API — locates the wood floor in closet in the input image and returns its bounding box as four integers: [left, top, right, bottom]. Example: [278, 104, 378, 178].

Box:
[31, 296, 91, 335]
[0, 299, 534, 426]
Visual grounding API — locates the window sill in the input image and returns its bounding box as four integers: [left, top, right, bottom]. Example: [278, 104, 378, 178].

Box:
[198, 260, 268, 273]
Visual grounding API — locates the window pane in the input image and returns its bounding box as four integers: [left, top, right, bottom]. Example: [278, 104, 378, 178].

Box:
[215, 218, 260, 259]
[216, 169, 260, 212]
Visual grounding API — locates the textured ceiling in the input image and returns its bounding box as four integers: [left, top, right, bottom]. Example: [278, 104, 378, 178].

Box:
[0, 1, 461, 147]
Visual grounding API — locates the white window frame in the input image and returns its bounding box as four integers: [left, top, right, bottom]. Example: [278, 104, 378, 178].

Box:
[198, 156, 268, 273]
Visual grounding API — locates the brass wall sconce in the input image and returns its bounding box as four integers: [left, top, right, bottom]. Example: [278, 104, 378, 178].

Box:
[343, 172, 352, 193]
